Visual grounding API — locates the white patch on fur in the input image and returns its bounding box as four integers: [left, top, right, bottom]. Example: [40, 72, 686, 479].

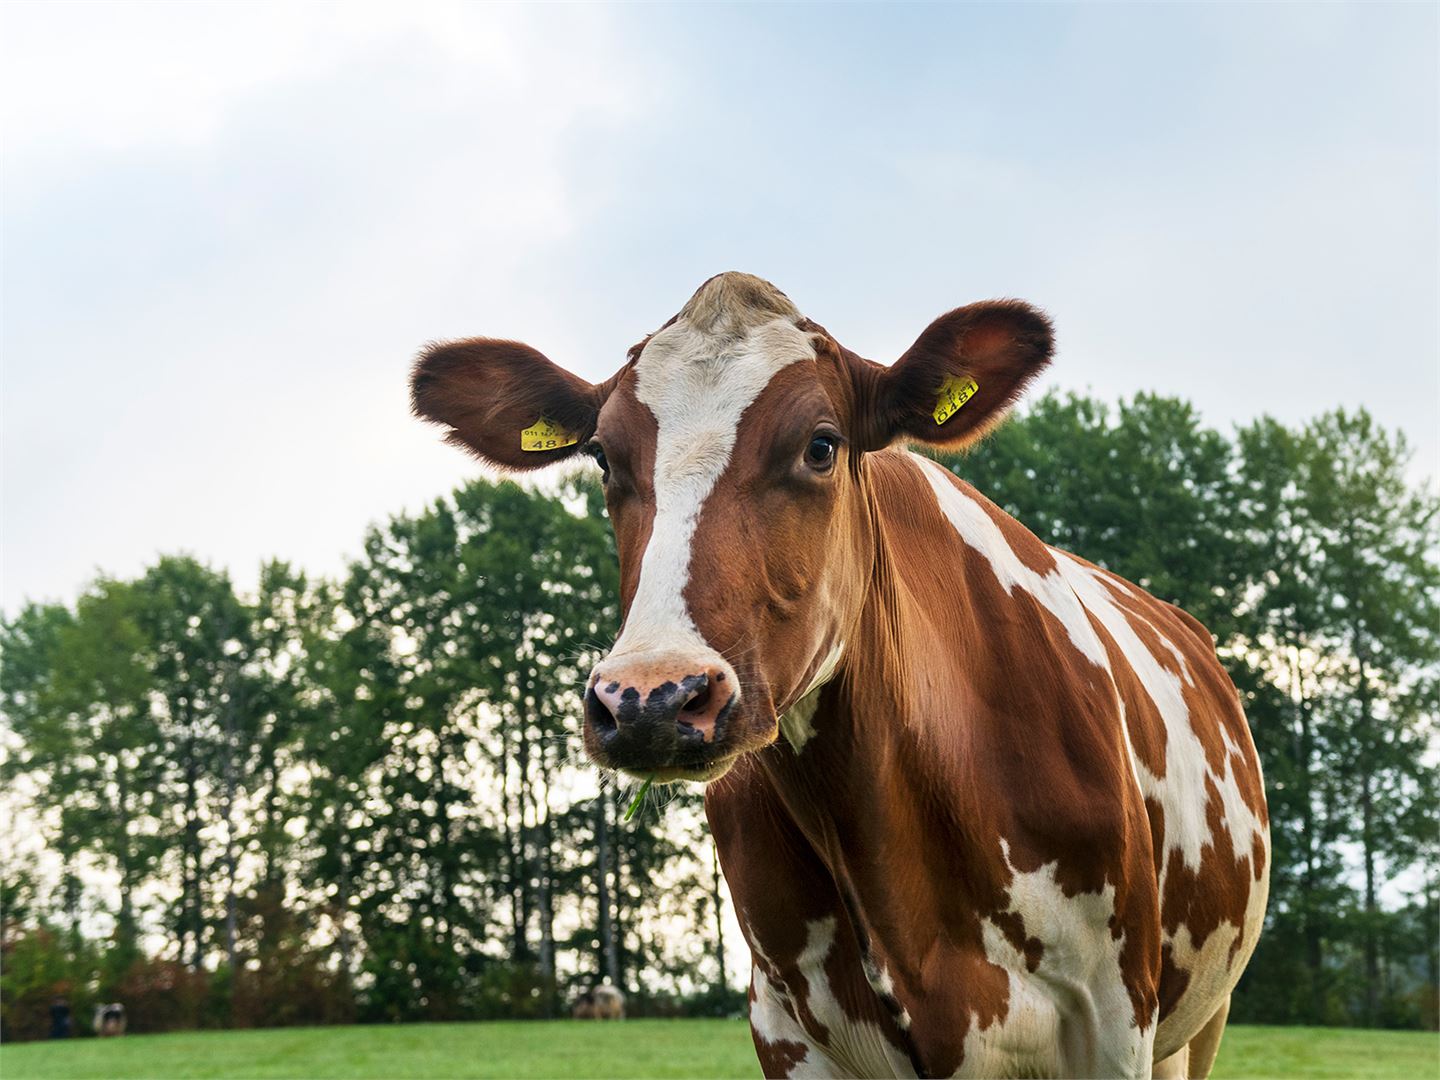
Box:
[779, 689, 822, 754]
[964, 840, 1154, 1079]
[610, 314, 816, 660]
[1052, 551, 1269, 1058]
[1055, 553, 1213, 874]
[861, 958, 912, 1031]
[910, 454, 1163, 807]
[912, 452, 1267, 1065]
[779, 640, 845, 753]
[1053, 553, 1266, 876]
[911, 455, 1110, 669]
[750, 962, 842, 1078]
[749, 917, 914, 1079]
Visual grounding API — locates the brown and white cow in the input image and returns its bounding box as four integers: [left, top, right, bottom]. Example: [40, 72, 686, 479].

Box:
[411, 273, 1269, 1079]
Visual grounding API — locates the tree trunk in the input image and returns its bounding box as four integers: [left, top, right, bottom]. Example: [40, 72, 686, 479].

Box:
[500, 721, 528, 960]
[595, 790, 618, 985]
[221, 682, 240, 980]
[336, 817, 355, 994]
[259, 740, 281, 959]
[182, 726, 203, 970]
[709, 838, 728, 997]
[612, 789, 627, 987]
[62, 862, 83, 954]
[1352, 624, 1380, 1026]
[536, 742, 557, 1016]
[1360, 764, 1380, 1026]
[263, 736, 280, 888]
[116, 754, 137, 956]
[1291, 642, 1325, 1023]
[432, 736, 453, 946]
[515, 715, 534, 961]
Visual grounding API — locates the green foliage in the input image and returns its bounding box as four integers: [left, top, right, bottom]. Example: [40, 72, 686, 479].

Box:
[0, 924, 101, 1042]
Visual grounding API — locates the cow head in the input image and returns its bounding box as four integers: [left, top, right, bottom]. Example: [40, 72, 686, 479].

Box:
[412, 273, 1051, 783]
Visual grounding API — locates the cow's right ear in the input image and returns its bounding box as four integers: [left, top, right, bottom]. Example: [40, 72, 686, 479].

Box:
[411, 339, 605, 471]
[853, 300, 1053, 453]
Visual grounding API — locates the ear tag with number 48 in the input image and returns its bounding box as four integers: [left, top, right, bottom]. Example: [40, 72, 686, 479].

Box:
[520, 417, 580, 452]
[933, 375, 979, 426]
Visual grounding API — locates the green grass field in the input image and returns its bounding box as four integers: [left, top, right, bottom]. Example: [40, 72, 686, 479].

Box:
[2, 1020, 1435, 1079]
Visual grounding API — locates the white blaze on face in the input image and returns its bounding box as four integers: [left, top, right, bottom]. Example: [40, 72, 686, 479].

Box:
[610, 312, 817, 659]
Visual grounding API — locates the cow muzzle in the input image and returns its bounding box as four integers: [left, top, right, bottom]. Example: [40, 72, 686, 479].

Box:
[583, 651, 740, 781]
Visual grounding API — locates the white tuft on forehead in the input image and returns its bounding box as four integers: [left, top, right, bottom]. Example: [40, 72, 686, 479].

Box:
[609, 274, 815, 659]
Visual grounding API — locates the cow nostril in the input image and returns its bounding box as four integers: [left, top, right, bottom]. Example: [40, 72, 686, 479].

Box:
[681, 680, 712, 715]
[585, 687, 618, 737]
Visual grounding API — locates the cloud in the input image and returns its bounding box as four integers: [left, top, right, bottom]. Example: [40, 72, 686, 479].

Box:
[2, 2, 1435, 614]
[2, 2, 648, 609]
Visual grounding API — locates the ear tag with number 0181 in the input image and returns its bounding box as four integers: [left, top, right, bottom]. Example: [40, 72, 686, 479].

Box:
[520, 417, 581, 452]
[933, 375, 979, 425]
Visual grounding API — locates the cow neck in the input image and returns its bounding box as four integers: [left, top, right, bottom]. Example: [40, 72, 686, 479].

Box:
[756, 450, 996, 1021]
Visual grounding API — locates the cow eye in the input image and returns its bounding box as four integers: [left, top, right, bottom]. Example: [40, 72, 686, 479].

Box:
[587, 441, 610, 479]
[804, 434, 838, 472]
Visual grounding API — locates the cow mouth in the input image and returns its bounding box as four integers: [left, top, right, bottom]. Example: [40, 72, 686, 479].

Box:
[630, 756, 739, 785]
[605, 737, 743, 785]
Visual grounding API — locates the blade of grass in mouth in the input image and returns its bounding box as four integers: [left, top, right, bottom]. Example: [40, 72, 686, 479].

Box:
[623, 775, 655, 822]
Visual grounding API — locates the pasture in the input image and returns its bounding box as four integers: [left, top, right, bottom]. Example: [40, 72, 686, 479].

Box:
[3, 1020, 1435, 1079]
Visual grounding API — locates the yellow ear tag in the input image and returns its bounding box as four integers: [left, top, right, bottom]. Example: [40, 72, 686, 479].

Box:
[933, 375, 979, 425]
[520, 417, 581, 452]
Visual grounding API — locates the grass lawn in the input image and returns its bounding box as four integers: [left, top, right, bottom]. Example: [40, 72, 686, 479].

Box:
[2, 1020, 1435, 1079]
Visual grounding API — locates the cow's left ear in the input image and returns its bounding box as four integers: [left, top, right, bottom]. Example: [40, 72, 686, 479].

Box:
[411, 338, 608, 471]
[859, 300, 1053, 451]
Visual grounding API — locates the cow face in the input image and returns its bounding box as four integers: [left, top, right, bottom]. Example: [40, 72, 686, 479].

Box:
[411, 273, 1051, 783]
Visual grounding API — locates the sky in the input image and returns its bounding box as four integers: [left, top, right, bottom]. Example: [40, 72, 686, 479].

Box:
[2, 1, 1436, 614]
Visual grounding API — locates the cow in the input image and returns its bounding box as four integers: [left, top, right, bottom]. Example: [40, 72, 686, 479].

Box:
[573, 985, 627, 1020]
[93, 1003, 126, 1037]
[411, 272, 1269, 1079]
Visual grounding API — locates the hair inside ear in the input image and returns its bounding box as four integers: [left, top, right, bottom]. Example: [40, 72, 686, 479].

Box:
[879, 300, 1053, 451]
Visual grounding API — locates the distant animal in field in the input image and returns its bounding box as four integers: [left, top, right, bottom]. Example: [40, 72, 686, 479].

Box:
[572, 985, 625, 1020]
[93, 1003, 126, 1036]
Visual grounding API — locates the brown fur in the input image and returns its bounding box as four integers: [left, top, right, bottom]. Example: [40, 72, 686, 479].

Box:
[572, 985, 625, 1020]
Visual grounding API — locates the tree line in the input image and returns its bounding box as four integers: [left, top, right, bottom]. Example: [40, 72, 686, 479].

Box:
[1, 392, 1435, 1040]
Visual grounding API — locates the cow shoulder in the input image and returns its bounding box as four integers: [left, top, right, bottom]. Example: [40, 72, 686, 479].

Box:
[709, 757, 918, 1078]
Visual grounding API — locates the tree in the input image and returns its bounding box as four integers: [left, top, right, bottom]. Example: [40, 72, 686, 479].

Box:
[1300, 410, 1439, 1025]
[1229, 415, 1353, 1022]
[131, 557, 249, 970]
[1, 586, 163, 960]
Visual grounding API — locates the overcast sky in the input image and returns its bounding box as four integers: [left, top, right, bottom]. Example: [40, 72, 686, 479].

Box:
[3, 1, 1436, 613]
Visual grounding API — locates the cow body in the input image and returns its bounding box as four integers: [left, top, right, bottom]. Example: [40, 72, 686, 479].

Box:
[573, 985, 626, 1020]
[93, 1003, 126, 1037]
[709, 451, 1268, 1079]
[411, 271, 1269, 1079]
